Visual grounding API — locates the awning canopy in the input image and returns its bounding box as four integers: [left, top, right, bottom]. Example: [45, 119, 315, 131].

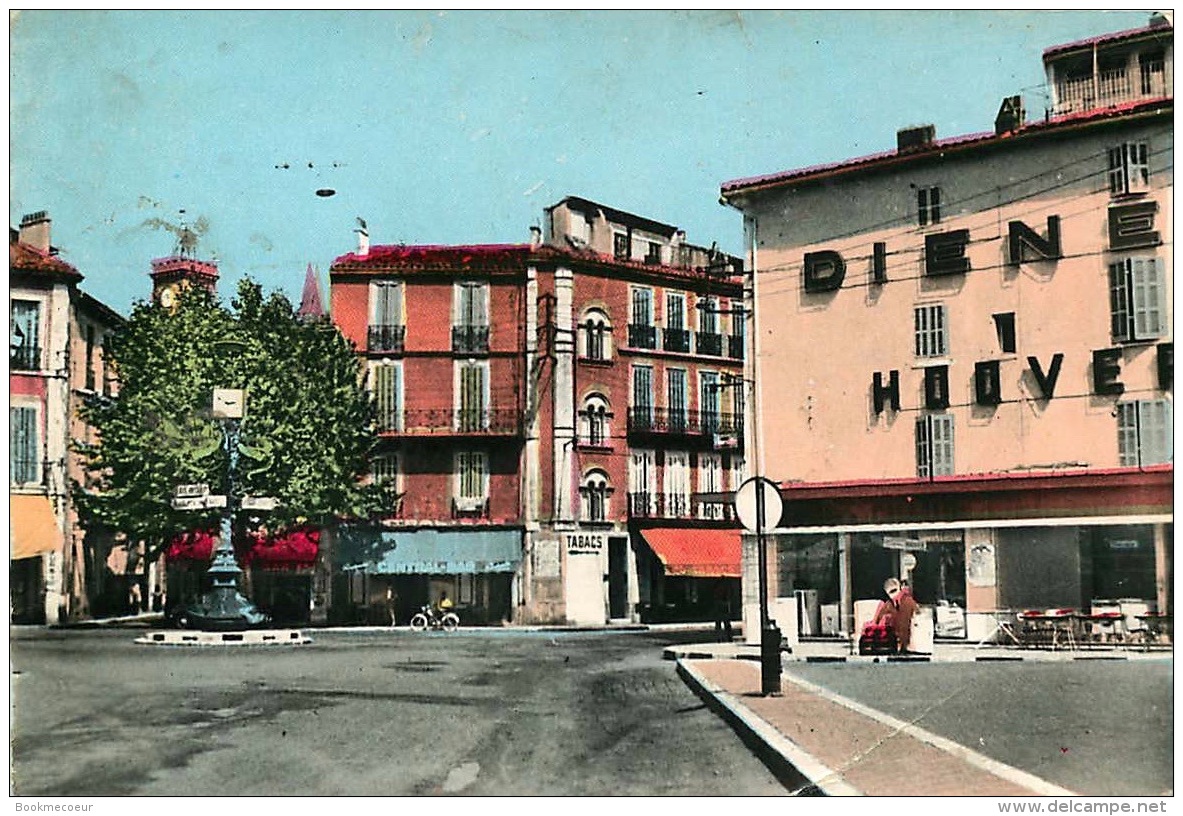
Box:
[338, 528, 521, 575]
[165, 528, 320, 570]
[11, 495, 63, 560]
[640, 528, 741, 578]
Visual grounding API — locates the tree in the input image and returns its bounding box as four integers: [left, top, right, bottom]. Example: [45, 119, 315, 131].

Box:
[76, 279, 384, 563]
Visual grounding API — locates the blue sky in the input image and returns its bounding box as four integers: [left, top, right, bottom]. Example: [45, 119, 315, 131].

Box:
[10, 9, 1155, 315]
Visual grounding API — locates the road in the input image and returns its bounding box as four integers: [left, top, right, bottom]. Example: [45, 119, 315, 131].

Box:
[11, 627, 786, 796]
[786, 658, 1173, 796]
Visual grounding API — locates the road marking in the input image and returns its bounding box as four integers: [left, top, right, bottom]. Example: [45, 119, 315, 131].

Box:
[781, 669, 1076, 796]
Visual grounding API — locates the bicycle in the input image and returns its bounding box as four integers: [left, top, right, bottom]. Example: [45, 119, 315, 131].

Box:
[409, 604, 459, 632]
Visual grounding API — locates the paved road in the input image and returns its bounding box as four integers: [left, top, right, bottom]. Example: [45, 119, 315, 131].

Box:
[786, 659, 1174, 796]
[11, 627, 785, 796]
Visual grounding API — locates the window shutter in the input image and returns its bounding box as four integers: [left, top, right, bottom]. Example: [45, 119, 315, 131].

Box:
[373, 364, 399, 431]
[1116, 402, 1140, 466]
[1132, 258, 1165, 339]
[10, 406, 38, 484]
[930, 187, 941, 223]
[917, 188, 929, 227]
[1109, 261, 1132, 341]
[932, 414, 954, 475]
[915, 417, 932, 478]
[1108, 146, 1125, 194]
[1139, 400, 1172, 465]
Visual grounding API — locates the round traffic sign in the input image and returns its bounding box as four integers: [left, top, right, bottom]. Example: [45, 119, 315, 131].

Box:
[734, 477, 784, 533]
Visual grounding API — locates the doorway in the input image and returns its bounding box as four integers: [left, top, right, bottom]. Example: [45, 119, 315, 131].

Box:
[608, 536, 629, 619]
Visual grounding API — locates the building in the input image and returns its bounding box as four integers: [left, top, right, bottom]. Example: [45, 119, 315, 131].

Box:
[719, 17, 1172, 645]
[10, 211, 125, 623]
[328, 198, 746, 625]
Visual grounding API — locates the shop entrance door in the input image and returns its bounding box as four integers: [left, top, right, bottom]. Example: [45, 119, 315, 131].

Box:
[608, 536, 629, 619]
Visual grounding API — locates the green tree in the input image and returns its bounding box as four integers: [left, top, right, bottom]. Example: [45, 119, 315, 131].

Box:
[76, 279, 384, 562]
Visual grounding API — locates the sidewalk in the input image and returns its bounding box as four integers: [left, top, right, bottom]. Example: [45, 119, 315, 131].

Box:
[677, 657, 1075, 796]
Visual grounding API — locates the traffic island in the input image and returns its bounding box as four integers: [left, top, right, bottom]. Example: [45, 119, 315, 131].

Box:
[135, 629, 311, 646]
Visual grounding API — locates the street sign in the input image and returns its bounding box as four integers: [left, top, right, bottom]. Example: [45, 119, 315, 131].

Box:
[883, 537, 926, 551]
[734, 477, 784, 534]
[171, 494, 228, 511]
[241, 496, 280, 511]
[212, 388, 246, 419]
[174, 483, 210, 498]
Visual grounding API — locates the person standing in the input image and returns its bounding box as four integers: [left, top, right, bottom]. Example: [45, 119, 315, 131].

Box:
[713, 583, 734, 643]
[385, 586, 398, 627]
[874, 577, 919, 653]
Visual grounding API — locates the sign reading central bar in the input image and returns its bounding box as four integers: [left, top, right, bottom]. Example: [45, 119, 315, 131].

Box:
[346, 529, 521, 575]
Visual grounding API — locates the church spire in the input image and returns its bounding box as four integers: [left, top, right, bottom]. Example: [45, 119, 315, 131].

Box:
[297, 263, 325, 319]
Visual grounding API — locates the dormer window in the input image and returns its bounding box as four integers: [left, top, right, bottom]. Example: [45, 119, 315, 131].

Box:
[917, 186, 941, 226]
[613, 232, 630, 261]
[1108, 142, 1150, 196]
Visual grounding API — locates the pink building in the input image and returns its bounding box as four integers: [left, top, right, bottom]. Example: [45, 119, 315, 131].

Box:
[720, 18, 1172, 645]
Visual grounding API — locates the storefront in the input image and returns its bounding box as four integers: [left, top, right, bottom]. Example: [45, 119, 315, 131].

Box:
[10, 495, 62, 624]
[634, 527, 741, 624]
[334, 527, 521, 625]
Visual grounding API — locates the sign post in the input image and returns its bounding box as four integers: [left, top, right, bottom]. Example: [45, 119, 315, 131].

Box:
[735, 476, 785, 696]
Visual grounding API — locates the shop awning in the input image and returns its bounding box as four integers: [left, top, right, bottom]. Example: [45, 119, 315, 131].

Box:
[11, 495, 62, 560]
[640, 528, 741, 578]
[340, 528, 521, 575]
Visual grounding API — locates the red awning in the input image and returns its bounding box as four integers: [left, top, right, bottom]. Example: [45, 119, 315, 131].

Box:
[165, 528, 319, 570]
[639, 528, 741, 578]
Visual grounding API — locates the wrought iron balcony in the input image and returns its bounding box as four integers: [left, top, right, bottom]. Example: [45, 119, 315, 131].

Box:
[662, 327, 690, 353]
[727, 334, 745, 359]
[628, 323, 657, 350]
[627, 492, 736, 521]
[696, 331, 723, 357]
[368, 324, 406, 353]
[452, 325, 490, 354]
[376, 407, 522, 436]
[627, 406, 742, 438]
[10, 344, 40, 371]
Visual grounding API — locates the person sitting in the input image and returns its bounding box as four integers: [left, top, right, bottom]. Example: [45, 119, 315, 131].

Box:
[437, 591, 454, 613]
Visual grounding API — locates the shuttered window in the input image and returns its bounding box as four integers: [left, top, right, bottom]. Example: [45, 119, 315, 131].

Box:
[1108, 142, 1150, 196]
[371, 363, 402, 432]
[916, 414, 954, 478]
[1118, 399, 1173, 466]
[667, 368, 687, 430]
[10, 406, 40, 486]
[371, 280, 403, 325]
[918, 186, 941, 226]
[664, 451, 691, 518]
[457, 362, 489, 431]
[700, 371, 720, 433]
[914, 303, 948, 357]
[1109, 257, 1166, 341]
[454, 282, 488, 327]
[633, 365, 653, 419]
[455, 451, 488, 500]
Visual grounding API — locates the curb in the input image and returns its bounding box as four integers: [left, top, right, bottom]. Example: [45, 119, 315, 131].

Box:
[675, 658, 861, 796]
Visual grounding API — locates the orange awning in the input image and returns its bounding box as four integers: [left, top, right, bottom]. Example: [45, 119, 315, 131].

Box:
[640, 528, 741, 578]
[11, 494, 63, 560]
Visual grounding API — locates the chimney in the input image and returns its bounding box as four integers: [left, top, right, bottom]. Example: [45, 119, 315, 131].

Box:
[994, 95, 1025, 135]
[354, 217, 370, 257]
[1149, 11, 1170, 28]
[19, 211, 51, 253]
[529, 225, 542, 249]
[896, 124, 936, 154]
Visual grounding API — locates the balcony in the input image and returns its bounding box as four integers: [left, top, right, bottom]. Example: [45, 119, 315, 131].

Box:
[662, 327, 690, 353]
[727, 334, 745, 359]
[627, 492, 737, 521]
[627, 406, 742, 439]
[368, 324, 406, 353]
[452, 325, 490, 354]
[10, 344, 40, 371]
[377, 407, 522, 436]
[628, 323, 657, 350]
[695, 331, 723, 357]
[1053, 64, 1172, 116]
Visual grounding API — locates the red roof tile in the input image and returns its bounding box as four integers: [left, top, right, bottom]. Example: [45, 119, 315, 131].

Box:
[9, 233, 81, 280]
[1042, 21, 1172, 59]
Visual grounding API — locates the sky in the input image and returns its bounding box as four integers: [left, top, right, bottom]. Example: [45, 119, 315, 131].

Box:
[10, 8, 1158, 316]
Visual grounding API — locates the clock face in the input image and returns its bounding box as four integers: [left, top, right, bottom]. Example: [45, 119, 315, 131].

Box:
[159, 287, 177, 308]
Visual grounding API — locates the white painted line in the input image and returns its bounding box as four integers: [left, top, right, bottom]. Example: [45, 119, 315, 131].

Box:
[781, 670, 1076, 796]
[679, 660, 862, 796]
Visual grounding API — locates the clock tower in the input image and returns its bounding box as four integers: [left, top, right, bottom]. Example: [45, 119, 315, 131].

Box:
[149, 223, 218, 308]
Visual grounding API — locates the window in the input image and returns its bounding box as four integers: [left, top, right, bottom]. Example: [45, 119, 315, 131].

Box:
[645, 241, 662, 265]
[629, 288, 656, 348]
[1109, 257, 1166, 341]
[10, 405, 40, 486]
[663, 451, 691, 518]
[631, 365, 654, 428]
[917, 186, 941, 226]
[1140, 51, 1166, 95]
[85, 325, 97, 391]
[728, 454, 747, 491]
[700, 371, 720, 433]
[581, 309, 611, 361]
[580, 393, 611, 447]
[728, 300, 745, 359]
[453, 282, 489, 353]
[370, 362, 402, 432]
[1117, 400, 1172, 467]
[663, 293, 689, 352]
[696, 298, 722, 356]
[1108, 142, 1149, 196]
[569, 215, 590, 245]
[914, 303, 948, 358]
[614, 232, 630, 260]
[667, 368, 688, 431]
[454, 451, 488, 508]
[10, 299, 41, 371]
[916, 414, 955, 478]
[580, 470, 611, 522]
[372, 453, 402, 514]
[456, 361, 489, 431]
[629, 448, 655, 516]
[369, 281, 405, 352]
[698, 452, 724, 519]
